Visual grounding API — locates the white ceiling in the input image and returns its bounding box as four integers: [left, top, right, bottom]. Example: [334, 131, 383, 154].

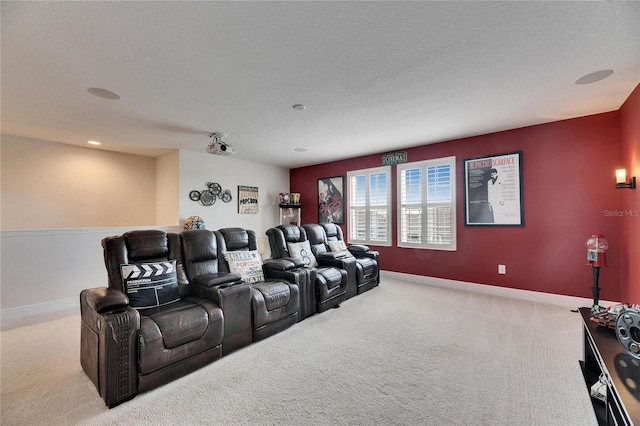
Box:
[2, 1, 639, 169]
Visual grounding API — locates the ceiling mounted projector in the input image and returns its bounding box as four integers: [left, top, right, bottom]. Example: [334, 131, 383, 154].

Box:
[206, 132, 234, 156]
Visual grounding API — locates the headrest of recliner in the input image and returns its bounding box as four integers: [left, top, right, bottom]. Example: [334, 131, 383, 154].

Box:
[123, 230, 169, 261]
[219, 227, 250, 250]
[303, 224, 325, 243]
[278, 224, 304, 243]
[320, 222, 340, 239]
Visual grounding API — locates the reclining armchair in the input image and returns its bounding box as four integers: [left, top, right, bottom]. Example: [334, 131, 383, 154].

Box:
[80, 230, 226, 407]
[216, 227, 304, 341]
[180, 229, 252, 355]
[266, 224, 348, 319]
[304, 223, 379, 298]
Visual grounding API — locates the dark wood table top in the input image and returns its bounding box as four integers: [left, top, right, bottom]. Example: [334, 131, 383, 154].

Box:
[580, 307, 640, 425]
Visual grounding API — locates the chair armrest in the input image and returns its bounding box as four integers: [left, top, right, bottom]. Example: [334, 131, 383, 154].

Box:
[347, 244, 370, 254]
[263, 258, 306, 271]
[347, 245, 379, 261]
[79, 288, 139, 407]
[264, 266, 316, 290]
[263, 258, 311, 283]
[191, 273, 244, 306]
[317, 252, 350, 261]
[193, 272, 243, 288]
[80, 287, 129, 315]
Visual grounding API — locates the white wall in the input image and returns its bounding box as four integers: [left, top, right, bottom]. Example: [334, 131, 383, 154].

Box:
[0, 140, 289, 320]
[0, 226, 179, 317]
[178, 149, 288, 242]
[1, 135, 157, 230]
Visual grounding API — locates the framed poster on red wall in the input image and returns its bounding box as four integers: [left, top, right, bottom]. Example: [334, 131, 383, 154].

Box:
[318, 176, 344, 224]
[464, 151, 523, 226]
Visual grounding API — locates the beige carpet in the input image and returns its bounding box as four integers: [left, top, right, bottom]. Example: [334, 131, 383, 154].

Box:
[1, 275, 597, 425]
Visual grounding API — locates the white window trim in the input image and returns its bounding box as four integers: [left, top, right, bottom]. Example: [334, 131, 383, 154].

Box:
[347, 165, 391, 247]
[397, 156, 457, 251]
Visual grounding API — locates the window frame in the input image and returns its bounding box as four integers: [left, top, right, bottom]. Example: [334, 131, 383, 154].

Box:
[397, 156, 457, 251]
[346, 165, 392, 247]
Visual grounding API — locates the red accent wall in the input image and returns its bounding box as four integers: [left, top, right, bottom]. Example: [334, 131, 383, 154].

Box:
[619, 84, 640, 304]
[291, 110, 630, 301]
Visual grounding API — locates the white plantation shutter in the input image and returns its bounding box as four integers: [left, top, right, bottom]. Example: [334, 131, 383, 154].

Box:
[400, 167, 422, 244]
[398, 157, 456, 250]
[347, 166, 391, 246]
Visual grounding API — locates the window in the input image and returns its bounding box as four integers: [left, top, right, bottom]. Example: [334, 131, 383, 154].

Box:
[397, 156, 456, 250]
[347, 166, 391, 246]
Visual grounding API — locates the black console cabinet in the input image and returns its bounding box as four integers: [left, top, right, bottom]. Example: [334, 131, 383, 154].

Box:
[580, 307, 639, 426]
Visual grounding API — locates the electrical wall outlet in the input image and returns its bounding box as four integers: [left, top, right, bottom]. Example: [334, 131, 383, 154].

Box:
[498, 264, 506, 274]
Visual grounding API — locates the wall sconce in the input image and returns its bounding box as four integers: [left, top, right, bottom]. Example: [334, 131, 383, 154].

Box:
[615, 169, 636, 189]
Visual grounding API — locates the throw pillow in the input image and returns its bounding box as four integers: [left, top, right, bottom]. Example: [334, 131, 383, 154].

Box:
[287, 240, 318, 267]
[226, 250, 265, 284]
[121, 260, 180, 309]
[327, 240, 355, 258]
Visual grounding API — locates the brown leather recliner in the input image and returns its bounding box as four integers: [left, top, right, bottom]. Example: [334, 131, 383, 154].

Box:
[80, 230, 234, 407]
[180, 229, 254, 355]
[304, 223, 380, 298]
[215, 228, 304, 341]
[266, 224, 348, 319]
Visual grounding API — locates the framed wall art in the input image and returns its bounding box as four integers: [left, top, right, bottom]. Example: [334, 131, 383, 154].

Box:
[238, 185, 258, 214]
[318, 176, 344, 224]
[464, 151, 523, 226]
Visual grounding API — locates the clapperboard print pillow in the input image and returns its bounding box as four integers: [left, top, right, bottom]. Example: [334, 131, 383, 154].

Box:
[121, 260, 181, 309]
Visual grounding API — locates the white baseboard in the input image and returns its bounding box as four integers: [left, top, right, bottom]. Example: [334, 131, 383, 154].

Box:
[1, 271, 617, 328]
[381, 271, 619, 310]
[1, 297, 79, 326]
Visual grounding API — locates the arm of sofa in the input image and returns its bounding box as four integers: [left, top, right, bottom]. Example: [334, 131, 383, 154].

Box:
[316, 252, 356, 269]
[79, 287, 139, 407]
[348, 246, 380, 262]
[263, 258, 306, 271]
[81, 287, 130, 314]
[262, 258, 312, 283]
[191, 272, 244, 306]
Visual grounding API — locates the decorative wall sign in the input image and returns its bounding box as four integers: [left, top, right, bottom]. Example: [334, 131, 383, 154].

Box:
[318, 176, 344, 224]
[238, 185, 259, 214]
[464, 151, 523, 226]
[189, 182, 232, 206]
[382, 151, 407, 166]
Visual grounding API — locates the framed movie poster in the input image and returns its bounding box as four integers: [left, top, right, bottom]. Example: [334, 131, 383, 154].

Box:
[238, 185, 258, 214]
[318, 176, 344, 224]
[464, 151, 523, 226]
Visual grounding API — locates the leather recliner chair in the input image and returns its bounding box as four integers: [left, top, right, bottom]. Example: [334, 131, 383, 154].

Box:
[215, 227, 304, 341]
[320, 222, 380, 289]
[304, 223, 380, 298]
[80, 230, 233, 407]
[266, 224, 348, 319]
[180, 229, 253, 355]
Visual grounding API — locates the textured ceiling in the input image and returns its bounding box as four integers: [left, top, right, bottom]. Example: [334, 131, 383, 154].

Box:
[2, 1, 639, 168]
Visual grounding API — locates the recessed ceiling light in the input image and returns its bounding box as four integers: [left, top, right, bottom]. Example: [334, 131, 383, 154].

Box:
[292, 104, 306, 111]
[87, 140, 101, 145]
[88, 87, 121, 100]
[294, 147, 308, 152]
[575, 70, 614, 85]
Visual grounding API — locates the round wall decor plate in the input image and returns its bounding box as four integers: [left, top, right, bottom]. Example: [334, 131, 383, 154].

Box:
[200, 190, 216, 206]
[207, 182, 222, 195]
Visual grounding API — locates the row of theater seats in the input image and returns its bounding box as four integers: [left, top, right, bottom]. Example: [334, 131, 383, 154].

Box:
[79, 223, 380, 407]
